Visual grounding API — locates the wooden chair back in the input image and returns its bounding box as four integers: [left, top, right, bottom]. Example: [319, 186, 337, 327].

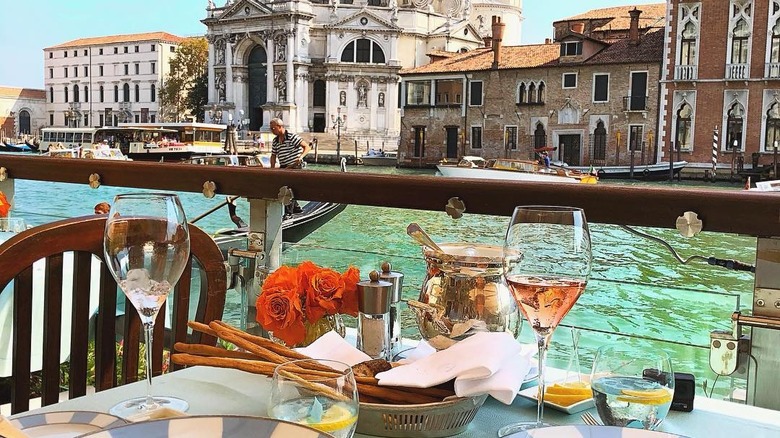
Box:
[0, 215, 227, 414]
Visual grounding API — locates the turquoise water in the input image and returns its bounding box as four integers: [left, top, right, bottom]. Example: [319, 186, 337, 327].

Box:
[8, 165, 755, 399]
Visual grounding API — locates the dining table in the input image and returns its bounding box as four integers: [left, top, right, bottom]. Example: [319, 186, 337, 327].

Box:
[12, 365, 780, 437]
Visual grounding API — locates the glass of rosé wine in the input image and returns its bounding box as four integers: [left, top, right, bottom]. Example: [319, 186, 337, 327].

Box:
[499, 206, 591, 436]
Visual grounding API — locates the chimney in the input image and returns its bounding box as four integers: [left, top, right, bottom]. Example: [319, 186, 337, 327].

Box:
[629, 8, 642, 45]
[483, 36, 492, 48]
[491, 16, 505, 69]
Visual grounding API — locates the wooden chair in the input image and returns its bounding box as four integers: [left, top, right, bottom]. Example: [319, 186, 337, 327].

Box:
[0, 215, 227, 414]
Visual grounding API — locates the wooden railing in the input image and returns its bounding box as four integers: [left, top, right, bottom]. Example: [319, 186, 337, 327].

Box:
[1, 155, 779, 237]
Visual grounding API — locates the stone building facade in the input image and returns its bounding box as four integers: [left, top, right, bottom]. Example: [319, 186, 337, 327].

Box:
[0, 87, 46, 139]
[201, 0, 523, 146]
[398, 4, 665, 167]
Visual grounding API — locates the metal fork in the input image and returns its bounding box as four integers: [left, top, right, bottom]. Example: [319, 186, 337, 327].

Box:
[581, 411, 603, 426]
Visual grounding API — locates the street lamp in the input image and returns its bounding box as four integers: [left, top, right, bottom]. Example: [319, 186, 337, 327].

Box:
[331, 108, 346, 161]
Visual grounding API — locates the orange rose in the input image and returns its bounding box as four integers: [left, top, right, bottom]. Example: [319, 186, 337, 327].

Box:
[256, 266, 306, 346]
[338, 266, 360, 317]
[305, 266, 347, 322]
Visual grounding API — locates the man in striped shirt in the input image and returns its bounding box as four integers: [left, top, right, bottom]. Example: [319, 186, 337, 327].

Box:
[269, 118, 311, 169]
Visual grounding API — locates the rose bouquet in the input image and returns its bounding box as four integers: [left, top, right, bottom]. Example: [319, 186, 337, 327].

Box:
[255, 261, 360, 346]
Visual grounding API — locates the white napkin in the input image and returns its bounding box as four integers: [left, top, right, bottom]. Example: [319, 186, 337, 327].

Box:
[375, 332, 529, 404]
[295, 331, 372, 367]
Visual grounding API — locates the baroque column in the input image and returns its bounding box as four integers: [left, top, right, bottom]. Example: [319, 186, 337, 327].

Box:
[370, 79, 377, 132]
[207, 35, 215, 103]
[286, 30, 294, 104]
[266, 35, 275, 104]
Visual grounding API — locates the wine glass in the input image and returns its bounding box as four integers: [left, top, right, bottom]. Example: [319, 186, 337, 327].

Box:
[499, 206, 591, 436]
[591, 344, 675, 430]
[269, 359, 359, 438]
[103, 193, 191, 418]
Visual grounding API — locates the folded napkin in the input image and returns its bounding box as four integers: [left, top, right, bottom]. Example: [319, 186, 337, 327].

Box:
[375, 332, 535, 404]
[0, 415, 30, 438]
[295, 331, 372, 367]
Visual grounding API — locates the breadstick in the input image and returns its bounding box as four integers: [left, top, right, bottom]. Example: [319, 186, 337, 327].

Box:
[173, 342, 260, 361]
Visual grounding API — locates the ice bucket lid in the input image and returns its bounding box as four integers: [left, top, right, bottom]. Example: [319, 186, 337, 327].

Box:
[422, 242, 503, 266]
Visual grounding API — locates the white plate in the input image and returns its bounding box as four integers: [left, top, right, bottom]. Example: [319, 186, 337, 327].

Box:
[505, 425, 683, 437]
[518, 385, 594, 415]
[79, 415, 334, 437]
[9, 411, 127, 438]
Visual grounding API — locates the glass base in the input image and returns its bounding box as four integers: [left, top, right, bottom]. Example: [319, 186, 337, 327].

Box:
[109, 396, 189, 419]
[497, 421, 553, 437]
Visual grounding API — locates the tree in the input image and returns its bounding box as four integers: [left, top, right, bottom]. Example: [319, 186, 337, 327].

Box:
[159, 37, 208, 122]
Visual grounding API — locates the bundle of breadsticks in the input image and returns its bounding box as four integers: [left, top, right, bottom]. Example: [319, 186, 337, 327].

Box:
[171, 321, 456, 405]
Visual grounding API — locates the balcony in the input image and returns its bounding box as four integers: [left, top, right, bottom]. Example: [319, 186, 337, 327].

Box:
[675, 65, 698, 81]
[765, 62, 780, 79]
[622, 95, 647, 112]
[726, 63, 749, 80]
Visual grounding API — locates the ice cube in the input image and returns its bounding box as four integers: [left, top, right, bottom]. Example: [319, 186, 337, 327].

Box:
[125, 268, 151, 291]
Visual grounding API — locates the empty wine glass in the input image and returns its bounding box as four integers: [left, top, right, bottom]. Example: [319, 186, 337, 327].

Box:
[103, 193, 190, 418]
[499, 206, 591, 436]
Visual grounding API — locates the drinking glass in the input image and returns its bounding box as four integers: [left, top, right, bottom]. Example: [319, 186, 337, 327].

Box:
[591, 344, 675, 430]
[269, 359, 359, 438]
[499, 206, 591, 436]
[103, 193, 191, 418]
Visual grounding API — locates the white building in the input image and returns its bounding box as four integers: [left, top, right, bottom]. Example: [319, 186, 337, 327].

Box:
[202, 0, 523, 144]
[0, 87, 46, 138]
[43, 32, 185, 128]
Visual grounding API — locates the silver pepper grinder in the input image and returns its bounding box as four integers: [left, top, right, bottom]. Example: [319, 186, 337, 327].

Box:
[356, 270, 393, 360]
[380, 261, 404, 354]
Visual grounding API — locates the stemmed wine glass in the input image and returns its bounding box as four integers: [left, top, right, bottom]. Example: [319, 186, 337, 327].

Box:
[499, 206, 591, 436]
[103, 193, 191, 418]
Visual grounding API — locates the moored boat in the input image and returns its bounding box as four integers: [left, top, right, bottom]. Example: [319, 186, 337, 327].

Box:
[360, 150, 398, 167]
[565, 161, 688, 180]
[437, 156, 597, 184]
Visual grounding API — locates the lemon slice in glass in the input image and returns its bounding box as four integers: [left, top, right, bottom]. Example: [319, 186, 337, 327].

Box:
[307, 403, 357, 433]
[617, 388, 673, 405]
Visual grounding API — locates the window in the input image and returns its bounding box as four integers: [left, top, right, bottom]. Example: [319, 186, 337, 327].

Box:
[124, 46, 128, 53]
[504, 126, 518, 150]
[151, 84, 156, 102]
[84, 85, 88, 102]
[49, 52, 53, 59]
[123, 83, 130, 102]
[73, 67, 77, 77]
[767, 103, 780, 150]
[471, 126, 482, 149]
[528, 83, 537, 103]
[676, 103, 693, 149]
[727, 102, 745, 150]
[340, 39, 385, 64]
[406, 81, 431, 106]
[49, 87, 54, 103]
[99, 65, 104, 76]
[83, 49, 87, 56]
[64, 67, 68, 78]
[773, 20, 780, 63]
[518, 83, 527, 103]
[563, 73, 577, 88]
[135, 63, 139, 75]
[533, 123, 546, 149]
[84, 114, 89, 126]
[124, 64, 129, 75]
[593, 121, 607, 161]
[170, 46, 176, 52]
[114, 85, 119, 102]
[64, 86, 69, 102]
[435, 79, 462, 105]
[151, 44, 156, 52]
[469, 81, 483, 106]
[73, 84, 79, 102]
[313, 80, 326, 106]
[99, 48, 104, 55]
[100, 86, 104, 103]
[99, 114, 104, 126]
[135, 45, 139, 53]
[731, 19, 749, 64]
[135, 115, 140, 123]
[593, 74, 609, 102]
[84, 66, 88, 76]
[73, 50, 77, 57]
[151, 62, 156, 74]
[560, 41, 583, 56]
[49, 68, 53, 79]
[629, 125, 644, 151]
[64, 51, 68, 58]
[114, 47, 118, 54]
[680, 22, 697, 65]
[537, 82, 546, 103]
[413, 126, 426, 157]
[135, 84, 140, 102]
[150, 114, 156, 123]
[49, 114, 54, 125]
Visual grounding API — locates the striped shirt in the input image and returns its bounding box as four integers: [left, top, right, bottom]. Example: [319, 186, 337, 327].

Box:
[272, 130, 304, 168]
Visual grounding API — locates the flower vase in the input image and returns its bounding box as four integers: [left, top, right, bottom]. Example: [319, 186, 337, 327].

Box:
[271, 314, 346, 348]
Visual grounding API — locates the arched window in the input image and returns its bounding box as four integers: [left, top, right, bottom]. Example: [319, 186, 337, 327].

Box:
[313, 80, 326, 107]
[537, 82, 546, 103]
[73, 84, 79, 103]
[151, 84, 156, 102]
[18, 110, 31, 134]
[114, 85, 119, 102]
[533, 123, 546, 149]
[64, 86, 69, 103]
[123, 83, 130, 102]
[593, 120, 607, 161]
[99, 86, 104, 103]
[518, 83, 526, 104]
[49, 87, 54, 103]
[726, 102, 744, 150]
[340, 39, 385, 64]
[84, 85, 89, 103]
[772, 20, 780, 63]
[731, 19, 749, 64]
[528, 83, 537, 103]
[766, 103, 780, 151]
[680, 22, 697, 65]
[675, 103, 693, 149]
[135, 84, 140, 102]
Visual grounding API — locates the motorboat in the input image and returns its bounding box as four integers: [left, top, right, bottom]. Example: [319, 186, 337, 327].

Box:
[181, 154, 269, 167]
[360, 149, 397, 167]
[565, 161, 688, 180]
[437, 156, 597, 184]
[43, 144, 131, 160]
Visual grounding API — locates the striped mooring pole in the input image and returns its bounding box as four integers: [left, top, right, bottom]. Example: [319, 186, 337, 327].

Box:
[712, 126, 719, 182]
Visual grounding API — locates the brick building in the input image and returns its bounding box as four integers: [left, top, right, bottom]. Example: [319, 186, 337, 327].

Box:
[660, 0, 780, 173]
[398, 4, 665, 168]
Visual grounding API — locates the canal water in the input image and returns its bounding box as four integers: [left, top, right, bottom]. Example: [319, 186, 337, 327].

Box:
[8, 165, 755, 399]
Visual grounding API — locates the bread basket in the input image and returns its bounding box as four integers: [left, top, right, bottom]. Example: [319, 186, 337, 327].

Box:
[355, 394, 487, 437]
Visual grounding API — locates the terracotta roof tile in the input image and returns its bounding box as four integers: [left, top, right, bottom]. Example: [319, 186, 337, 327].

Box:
[401, 44, 560, 74]
[585, 29, 664, 64]
[557, 3, 666, 31]
[46, 32, 186, 50]
[0, 86, 46, 99]
[426, 50, 459, 59]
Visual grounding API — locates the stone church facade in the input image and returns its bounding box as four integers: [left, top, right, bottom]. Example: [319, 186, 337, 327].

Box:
[202, 0, 522, 145]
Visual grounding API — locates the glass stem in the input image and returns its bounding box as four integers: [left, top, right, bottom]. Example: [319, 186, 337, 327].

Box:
[144, 321, 156, 409]
[535, 331, 552, 428]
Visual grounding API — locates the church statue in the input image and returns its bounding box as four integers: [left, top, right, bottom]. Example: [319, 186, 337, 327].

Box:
[358, 84, 368, 107]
